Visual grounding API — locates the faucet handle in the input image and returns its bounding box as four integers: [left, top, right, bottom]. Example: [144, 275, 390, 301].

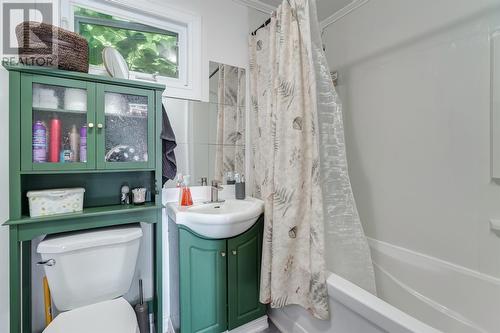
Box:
[200, 177, 208, 186]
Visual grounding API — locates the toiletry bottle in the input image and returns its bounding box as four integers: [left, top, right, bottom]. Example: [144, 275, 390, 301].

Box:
[177, 174, 184, 206]
[33, 121, 47, 163]
[69, 125, 80, 162]
[80, 125, 87, 162]
[235, 174, 246, 200]
[181, 175, 193, 206]
[226, 171, 236, 185]
[48, 117, 61, 163]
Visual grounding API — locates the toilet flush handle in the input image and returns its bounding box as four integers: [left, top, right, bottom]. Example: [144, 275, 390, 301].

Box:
[37, 259, 56, 267]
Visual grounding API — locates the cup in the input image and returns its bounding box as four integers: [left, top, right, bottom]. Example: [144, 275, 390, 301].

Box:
[132, 188, 147, 205]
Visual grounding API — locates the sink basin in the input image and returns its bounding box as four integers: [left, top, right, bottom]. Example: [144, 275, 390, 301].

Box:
[167, 197, 264, 239]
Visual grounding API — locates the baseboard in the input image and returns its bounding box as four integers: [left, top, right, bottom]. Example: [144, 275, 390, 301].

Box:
[227, 315, 269, 333]
[164, 315, 268, 333]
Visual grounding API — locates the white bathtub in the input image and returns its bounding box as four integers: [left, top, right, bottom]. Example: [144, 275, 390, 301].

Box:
[270, 238, 500, 333]
[269, 272, 439, 333]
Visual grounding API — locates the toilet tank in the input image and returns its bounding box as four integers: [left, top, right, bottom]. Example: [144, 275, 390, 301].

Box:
[37, 224, 143, 311]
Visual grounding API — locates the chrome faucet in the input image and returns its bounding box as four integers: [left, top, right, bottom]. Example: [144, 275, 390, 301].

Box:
[210, 180, 224, 203]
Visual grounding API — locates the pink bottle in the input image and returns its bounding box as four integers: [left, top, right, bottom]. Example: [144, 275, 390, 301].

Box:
[48, 117, 61, 163]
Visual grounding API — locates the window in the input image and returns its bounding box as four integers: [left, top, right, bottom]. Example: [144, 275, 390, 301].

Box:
[74, 7, 179, 78]
[61, 0, 202, 100]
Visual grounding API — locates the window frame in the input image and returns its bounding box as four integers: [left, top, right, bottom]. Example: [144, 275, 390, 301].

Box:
[60, 0, 202, 100]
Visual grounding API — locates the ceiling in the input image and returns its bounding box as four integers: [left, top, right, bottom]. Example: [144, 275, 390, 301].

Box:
[255, 0, 354, 21]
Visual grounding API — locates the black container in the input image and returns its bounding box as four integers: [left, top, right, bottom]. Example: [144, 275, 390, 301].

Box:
[235, 182, 245, 200]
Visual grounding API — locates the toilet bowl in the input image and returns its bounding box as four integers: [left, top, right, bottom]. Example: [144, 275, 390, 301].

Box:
[37, 224, 143, 333]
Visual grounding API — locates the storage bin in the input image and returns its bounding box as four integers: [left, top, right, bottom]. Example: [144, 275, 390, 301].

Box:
[27, 188, 85, 217]
[15, 21, 89, 73]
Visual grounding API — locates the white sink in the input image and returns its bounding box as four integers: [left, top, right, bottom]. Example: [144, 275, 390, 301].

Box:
[167, 197, 264, 239]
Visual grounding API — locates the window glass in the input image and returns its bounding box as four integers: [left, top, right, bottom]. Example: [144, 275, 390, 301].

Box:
[74, 7, 179, 78]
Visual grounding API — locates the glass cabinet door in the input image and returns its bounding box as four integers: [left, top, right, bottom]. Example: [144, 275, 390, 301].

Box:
[21, 75, 96, 171]
[96, 85, 155, 169]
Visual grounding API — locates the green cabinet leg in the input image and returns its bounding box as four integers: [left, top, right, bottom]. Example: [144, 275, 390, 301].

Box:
[22, 241, 32, 333]
[155, 221, 163, 333]
[9, 227, 21, 333]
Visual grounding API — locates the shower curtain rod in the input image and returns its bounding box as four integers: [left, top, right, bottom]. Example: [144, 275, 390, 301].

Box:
[209, 67, 219, 79]
[251, 17, 271, 36]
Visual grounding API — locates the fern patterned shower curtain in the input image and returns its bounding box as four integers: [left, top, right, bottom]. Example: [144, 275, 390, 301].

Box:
[249, 0, 376, 319]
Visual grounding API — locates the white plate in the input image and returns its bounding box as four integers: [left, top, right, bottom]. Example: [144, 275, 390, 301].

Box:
[102, 47, 129, 79]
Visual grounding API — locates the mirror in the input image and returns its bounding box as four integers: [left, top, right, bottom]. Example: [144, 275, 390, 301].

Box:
[164, 61, 246, 188]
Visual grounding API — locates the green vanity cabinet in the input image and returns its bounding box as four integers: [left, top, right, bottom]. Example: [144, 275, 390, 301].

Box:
[227, 220, 266, 330]
[179, 230, 228, 333]
[177, 218, 266, 333]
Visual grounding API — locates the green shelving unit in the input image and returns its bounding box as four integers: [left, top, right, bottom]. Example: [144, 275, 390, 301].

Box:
[3, 63, 165, 333]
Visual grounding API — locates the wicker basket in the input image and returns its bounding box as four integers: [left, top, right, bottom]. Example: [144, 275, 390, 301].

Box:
[15, 21, 89, 73]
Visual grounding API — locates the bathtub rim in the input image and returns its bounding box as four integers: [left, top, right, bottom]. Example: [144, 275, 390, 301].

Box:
[326, 271, 442, 333]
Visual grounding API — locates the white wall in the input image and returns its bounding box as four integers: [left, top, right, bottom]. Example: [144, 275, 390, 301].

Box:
[146, 0, 253, 101]
[0, 0, 259, 332]
[323, 0, 500, 277]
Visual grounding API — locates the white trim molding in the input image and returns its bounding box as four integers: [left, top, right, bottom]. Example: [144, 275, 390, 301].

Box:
[227, 316, 269, 333]
[320, 0, 370, 29]
[232, 0, 275, 14]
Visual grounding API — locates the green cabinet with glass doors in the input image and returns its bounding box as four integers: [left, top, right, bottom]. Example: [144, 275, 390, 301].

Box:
[20, 73, 155, 171]
[4, 63, 165, 333]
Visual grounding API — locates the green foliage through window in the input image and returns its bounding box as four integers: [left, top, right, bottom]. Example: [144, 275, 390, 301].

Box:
[75, 7, 179, 78]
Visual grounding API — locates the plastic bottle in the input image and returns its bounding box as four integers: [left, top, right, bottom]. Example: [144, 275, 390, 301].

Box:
[33, 121, 47, 163]
[80, 125, 87, 162]
[177, 174, 184, 206]
[69, 125, 80, 162]
[48, 117, 61, 163]
[181, 175, 193, 207]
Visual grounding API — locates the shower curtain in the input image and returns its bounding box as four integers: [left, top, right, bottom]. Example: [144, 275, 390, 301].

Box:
[249, 0, 376, 319]
[214, 64, 246, 180]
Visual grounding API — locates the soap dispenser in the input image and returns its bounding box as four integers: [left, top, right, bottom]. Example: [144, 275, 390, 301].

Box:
[180, 175, 193, 206]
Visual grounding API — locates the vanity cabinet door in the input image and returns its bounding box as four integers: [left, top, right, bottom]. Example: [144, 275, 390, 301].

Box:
[227, 218, 266, 330]
[96, 84, 155, 170]
[20, 75, 96, 171]
[179, 229, 227, 333]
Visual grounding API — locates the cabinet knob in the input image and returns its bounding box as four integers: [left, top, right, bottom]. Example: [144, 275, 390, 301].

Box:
[232, 250, 237, 256]
[88, 123, 94, 128]
[221, 251, 226, 257]
[97, 123, 103, 129]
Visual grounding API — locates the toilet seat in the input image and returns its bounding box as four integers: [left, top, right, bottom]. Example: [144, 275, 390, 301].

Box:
[42, 297, 139, 333]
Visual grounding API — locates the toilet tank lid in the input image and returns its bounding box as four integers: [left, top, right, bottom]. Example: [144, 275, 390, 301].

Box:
[37, 224, 143, 254]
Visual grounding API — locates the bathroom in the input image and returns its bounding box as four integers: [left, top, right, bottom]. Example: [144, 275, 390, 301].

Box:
[1, 0, 500, 332]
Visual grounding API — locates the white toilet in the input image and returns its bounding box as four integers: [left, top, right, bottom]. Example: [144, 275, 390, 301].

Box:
[37, 224, 143, 333]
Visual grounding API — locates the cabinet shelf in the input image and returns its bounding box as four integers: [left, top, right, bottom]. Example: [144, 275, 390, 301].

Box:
[106, 113, 148, 119]
[4, 202, 161, 226]
[33, 107, 87, 115]
[33, 107, 147, 119]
